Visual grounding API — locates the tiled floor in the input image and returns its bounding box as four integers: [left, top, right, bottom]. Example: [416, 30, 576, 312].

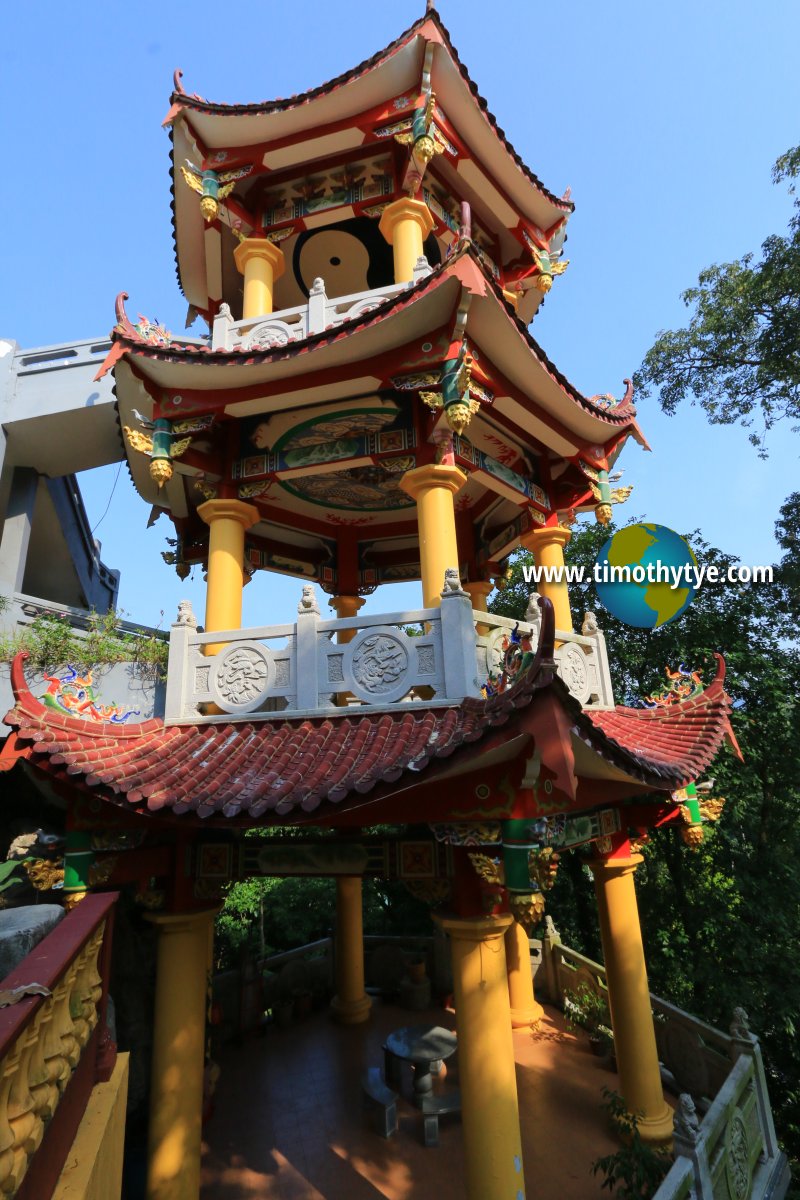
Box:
[201, 1001, 620, 1199]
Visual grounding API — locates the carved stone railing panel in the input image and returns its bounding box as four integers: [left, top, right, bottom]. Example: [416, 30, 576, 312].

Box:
[210, 266, 430, 353]
[540, 933, 790, 1200]
[165, 584, 481, 723]
[0, 893, 117, 1199]
[473, 604, 615, 709]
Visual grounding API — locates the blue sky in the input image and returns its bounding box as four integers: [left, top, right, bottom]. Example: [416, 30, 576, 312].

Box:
[2, 1, 798, 629]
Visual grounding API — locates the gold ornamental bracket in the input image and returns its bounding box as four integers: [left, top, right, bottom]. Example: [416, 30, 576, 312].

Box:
[181, 159, 254, 223]
[123, 413, 212, 489]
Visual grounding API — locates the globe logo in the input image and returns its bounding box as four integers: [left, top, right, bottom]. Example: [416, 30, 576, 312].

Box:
[595, 524, 697, 629]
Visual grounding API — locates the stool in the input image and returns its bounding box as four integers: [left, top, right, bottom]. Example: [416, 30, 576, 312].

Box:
[362, 1067, 398, 1138]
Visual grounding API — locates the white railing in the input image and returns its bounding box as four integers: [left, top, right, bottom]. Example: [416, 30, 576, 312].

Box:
[475, 601, 614, 709]
[539, 923, 790, 1200]
[210, 261, 431, 353]
[164, 584, 480, 723]
[163, 584, 617, 723]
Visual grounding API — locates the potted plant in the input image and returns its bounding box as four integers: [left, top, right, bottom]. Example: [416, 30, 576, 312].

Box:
[565, 984, 613, 1056]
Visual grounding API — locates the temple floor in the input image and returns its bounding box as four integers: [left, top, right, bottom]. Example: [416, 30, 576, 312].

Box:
[201, 1001, 620, 1199]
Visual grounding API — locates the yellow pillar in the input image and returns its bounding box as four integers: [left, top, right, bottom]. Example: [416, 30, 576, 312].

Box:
[436, 914, 526, 1200]
[463, 579, 493, 636]
[505, 918, 544, 1028]
[331, 876, 371, 1025]
[329, 595, 365, 644]
[520, 525, 573, 633]
[379, 198, 435, 283]
[592, 854, 674, 1145]
[400, 463, 467, 608]
[146, 909, 217, 1200]
[233, 237, 286, 318]
[198, 499, 259, 653]
[329, 595, 365, 705]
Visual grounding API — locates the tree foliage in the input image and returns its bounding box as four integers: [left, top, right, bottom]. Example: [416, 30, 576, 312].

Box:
[490, 522, 800, 1168]
[635, 145, 800, 455]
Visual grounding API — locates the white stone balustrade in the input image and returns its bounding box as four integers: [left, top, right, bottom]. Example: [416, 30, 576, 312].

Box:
[165, 583, 615, 723]
[474, 600, 615, 709]
[539, 928, 790, 1200]
[211, 260, 431, 353]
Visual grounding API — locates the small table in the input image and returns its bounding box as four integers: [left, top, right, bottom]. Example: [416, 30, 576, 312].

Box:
[383, 1024, 458, 1105]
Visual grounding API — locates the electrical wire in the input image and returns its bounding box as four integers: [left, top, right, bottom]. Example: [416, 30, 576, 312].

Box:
[90, 462, 123, 536]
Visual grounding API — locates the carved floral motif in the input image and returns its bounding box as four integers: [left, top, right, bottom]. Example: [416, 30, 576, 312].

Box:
[725, 1110, 752, 1200]
[557, 644, 590, 703]
[352, 634, 408, 695]
[214, 646, 271, 707]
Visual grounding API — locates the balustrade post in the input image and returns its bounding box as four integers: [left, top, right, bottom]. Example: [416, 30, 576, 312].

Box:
[439, 583, 481, 700]
[211, 302, 233, 350]
[295, 587, 321, 710]
[307, 277, 328, 333]
[165, 601, 197, 721]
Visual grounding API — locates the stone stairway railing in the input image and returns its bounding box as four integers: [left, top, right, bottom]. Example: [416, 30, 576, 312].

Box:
[539, 922, 791, 1200]
[0, 893, 118, 1198]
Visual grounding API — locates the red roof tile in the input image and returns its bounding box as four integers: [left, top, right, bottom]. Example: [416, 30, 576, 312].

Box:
[581, 658, 741, 783]
[100, 248, 641, 432]
[2, 624, 738, 825]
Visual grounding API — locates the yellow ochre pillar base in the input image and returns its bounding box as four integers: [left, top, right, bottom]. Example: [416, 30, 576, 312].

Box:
[592, 854, 674, 1146]
[329, 595, 365, 705]
[198, 498, 259, 654]
[464, 579, 493, 636]
[436, 913, 526, 1200]
[505, 918, 544, 1028]
[521, 525, 573, 633]
[145, 909, 217, 1200]
[329, 595, 365, 644]
[400, 463, 467, 609]
[379, 197, 434, 283]
[233, 237, 286, 318]
[331, 876, 372, 1025]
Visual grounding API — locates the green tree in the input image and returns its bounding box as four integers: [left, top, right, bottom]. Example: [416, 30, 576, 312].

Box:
[490, 524, 800, 1167]
[635, 146, 800, 457]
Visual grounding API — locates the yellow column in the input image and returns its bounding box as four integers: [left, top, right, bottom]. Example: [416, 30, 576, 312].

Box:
[592, 855, 674, 1145]
[329, 595, 365, 705]
[198, 499, 259, 653]
[400, 463, 467, 608]
[331, 876, 371, 1025]
[520, 525, 573, 632]
[329, 595, 365, 644]
[436, 914, 526, 1200]
[463, 579, 493, 636]
[146, 910, 217, 1200]
[379, 198, 435, 282]
[505, 919, 544, 1028]
[233, 237, 286, 318]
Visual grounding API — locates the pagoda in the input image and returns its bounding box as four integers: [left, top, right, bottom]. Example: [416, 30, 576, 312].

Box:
[1, 10, 740, 1200]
